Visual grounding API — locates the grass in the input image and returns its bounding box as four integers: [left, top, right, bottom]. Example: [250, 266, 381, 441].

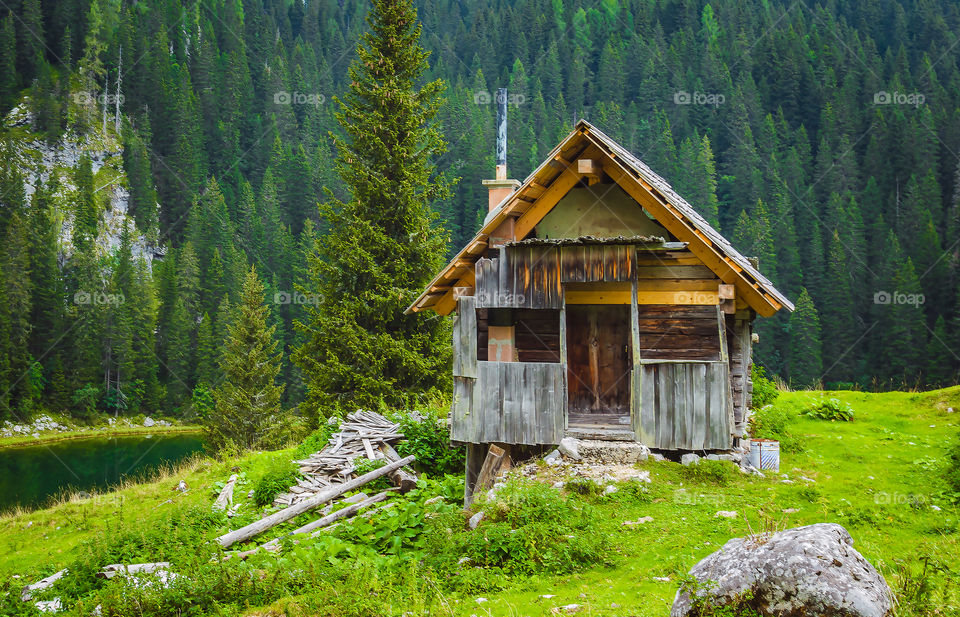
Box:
[0, 423, 202, 450]
[1, 387, 958, 616]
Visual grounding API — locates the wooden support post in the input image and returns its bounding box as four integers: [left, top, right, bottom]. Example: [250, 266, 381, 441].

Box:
[464, 443, 487, 507]
[212, 474, 238, 511]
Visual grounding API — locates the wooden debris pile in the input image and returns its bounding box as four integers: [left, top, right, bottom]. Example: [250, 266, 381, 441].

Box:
[273, 411, 417, 508]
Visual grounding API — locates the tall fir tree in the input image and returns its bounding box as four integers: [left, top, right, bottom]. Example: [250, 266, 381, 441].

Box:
[208, 268, 284, 451]
[294, 0, 453, 420]
[788, 288, 823, 388]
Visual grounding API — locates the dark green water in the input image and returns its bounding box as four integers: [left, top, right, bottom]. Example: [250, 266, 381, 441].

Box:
[0, 433, 205, 513]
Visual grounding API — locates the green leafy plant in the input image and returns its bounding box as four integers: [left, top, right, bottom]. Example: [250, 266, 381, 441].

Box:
[682, 459, 736, 485]
[252, 463, 300, 507]
[678, 575, 762, 616]
[394, 411, 463, 476]
[750, 364, 779, 409]
[805, 396, 854, 421]
[564, 477, 601, 496]
[352, 458, 392, 492]
[750, 404, 804, 453]
[945, 432, 960, 497]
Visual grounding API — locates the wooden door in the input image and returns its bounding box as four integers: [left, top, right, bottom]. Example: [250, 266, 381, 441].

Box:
[566, 305, 632, 419]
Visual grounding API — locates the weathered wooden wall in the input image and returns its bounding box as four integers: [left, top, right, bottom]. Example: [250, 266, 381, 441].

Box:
[451, 361, 565, 445]
[453, 296, 478, 378]
[638, 361, 731, 450]
[728, 315, 752, 437]
[635, 305, 721, 361]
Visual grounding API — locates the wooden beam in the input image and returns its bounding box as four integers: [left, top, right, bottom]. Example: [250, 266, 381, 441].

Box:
[601, 159, 780, 317]
[637, 291, 719, 305]
[577, 158, 602, 184]
[513, 165, 583, 240]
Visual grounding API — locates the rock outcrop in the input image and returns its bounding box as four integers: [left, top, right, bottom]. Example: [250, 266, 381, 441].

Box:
[671, 523, 892, 617]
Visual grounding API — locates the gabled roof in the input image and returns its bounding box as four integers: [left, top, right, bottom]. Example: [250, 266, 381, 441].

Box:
[408, 120, 793, 317]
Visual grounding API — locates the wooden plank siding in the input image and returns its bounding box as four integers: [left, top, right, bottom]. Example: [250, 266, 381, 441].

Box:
[452, 296, 478, 378]
[640, 362, 731, 450]
[450, 361, 565, 445]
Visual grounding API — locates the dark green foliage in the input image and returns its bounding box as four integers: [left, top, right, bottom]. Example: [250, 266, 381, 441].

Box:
[253, 463, 300, 507]
[804, 396, 855, 421]
[788, 289, 822, 388]
[351, 458, 392, 493]
[293, 0, 453, 421]
[750, 365, 779, 410]
[945, 433, 960, 495]
[750, 405, 804, 453]
[678, 576, 762, 617]
[681, 460, 736, 486]
[206, 268, 285, 453]
[424, 479, 607, 578]
[292, 421, 340, 460]
[394, 412, 464, 477]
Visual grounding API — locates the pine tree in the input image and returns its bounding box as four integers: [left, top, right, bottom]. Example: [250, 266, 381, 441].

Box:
[207, 268, 284, 452]
[821, 232, 858, 384]
[294, 0, 453, 421]
[788, 288, 823, 388]
[925, 316, 953, 387]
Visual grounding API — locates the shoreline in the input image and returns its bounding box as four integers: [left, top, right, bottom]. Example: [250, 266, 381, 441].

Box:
[0, 424, 204, 450]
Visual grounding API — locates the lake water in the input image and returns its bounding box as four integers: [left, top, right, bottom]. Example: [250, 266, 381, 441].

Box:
[0, 433, 205, 513]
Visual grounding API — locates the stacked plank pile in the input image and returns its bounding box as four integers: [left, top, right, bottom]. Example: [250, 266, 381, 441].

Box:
[273, 411, 416, 507]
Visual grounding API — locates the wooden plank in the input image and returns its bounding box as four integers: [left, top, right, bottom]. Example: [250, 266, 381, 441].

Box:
[637, 291, 719, 305]
[689, 363, 705, 449]
[464, 444, 486, 506]
[635, 279, 719, 291]
[450, 377, 475, 443]
[565, 290, 633, 304]
[474, 445, 506, 495]
[601, 159, 781, 317]
[514, 165, 583, 240]
[636, 265, 716, 279]
[640, 365, 656, 445]
[502, 363, 521, 444]
[453, 296, 478, 378]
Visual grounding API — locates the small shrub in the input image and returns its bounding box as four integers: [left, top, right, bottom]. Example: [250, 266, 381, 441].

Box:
[352, 457, 392, 492]
[394, 411, 463, 476]
[805, 396, 854, 421]
[293, 420, 340, 459]
[750, 404, 804, 453]
[944, 432, 960, 496]
[253, 463, 300, 506]
[750, 364, 779, 409]
[564, 477, 601, 496]
[682, 459, 735, 485]
[678, 575, 762, 617]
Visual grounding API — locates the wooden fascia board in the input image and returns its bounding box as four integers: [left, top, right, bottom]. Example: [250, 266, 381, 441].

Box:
[513, 165, 584, 240]
[600, 158, 780, 317]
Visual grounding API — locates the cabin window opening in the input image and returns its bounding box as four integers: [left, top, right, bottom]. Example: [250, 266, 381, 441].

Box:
[477, 308, 561, 363]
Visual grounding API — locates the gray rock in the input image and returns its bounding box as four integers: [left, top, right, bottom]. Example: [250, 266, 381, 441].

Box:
[558, 437, 581, 460]
[603, 485, 619, 495]
[468, 511, 484, 529]
[681, 453, 700, 466]
[671, 523, 893, 617]
[544, 449, 562, 465]
[143, 417, 155, 427]
[649, 452, 667, 462]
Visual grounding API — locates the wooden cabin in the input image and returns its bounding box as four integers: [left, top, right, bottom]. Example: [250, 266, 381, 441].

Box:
[407, 120, 792, 494]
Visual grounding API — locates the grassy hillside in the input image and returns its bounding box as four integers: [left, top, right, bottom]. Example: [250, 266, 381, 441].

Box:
[1, 388, 958, 616]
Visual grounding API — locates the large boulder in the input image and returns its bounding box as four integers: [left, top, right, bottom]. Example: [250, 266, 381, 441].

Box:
[671, 523, 892, 617]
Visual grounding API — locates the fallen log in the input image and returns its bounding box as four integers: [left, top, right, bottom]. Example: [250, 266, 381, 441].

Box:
[97, 562, 171, 580]
[213, 474, 238, 511]
[215, 455, 414, 548]
[238, 491, 390, 560]
[21, 569, 67, 601]
[379, 442, 418, 492]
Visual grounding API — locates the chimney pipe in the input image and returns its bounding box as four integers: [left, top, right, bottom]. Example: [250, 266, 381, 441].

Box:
[483, 87, 521, 215]
[496, 88, 507, 180]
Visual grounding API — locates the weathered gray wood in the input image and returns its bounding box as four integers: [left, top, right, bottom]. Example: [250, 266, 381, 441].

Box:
[691, 363, 707, 450]
[450, 376, 475, 443]
[216, 456, 414, 548]
[640, 364, 656, 444]
[464, 443, 486, 506]
[474, 444, 506, 496]
[21, 569, 68, 601]
[98, 563, 171, 580]
[453, 296, 478, 378]
[213, 474, 238, 511]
